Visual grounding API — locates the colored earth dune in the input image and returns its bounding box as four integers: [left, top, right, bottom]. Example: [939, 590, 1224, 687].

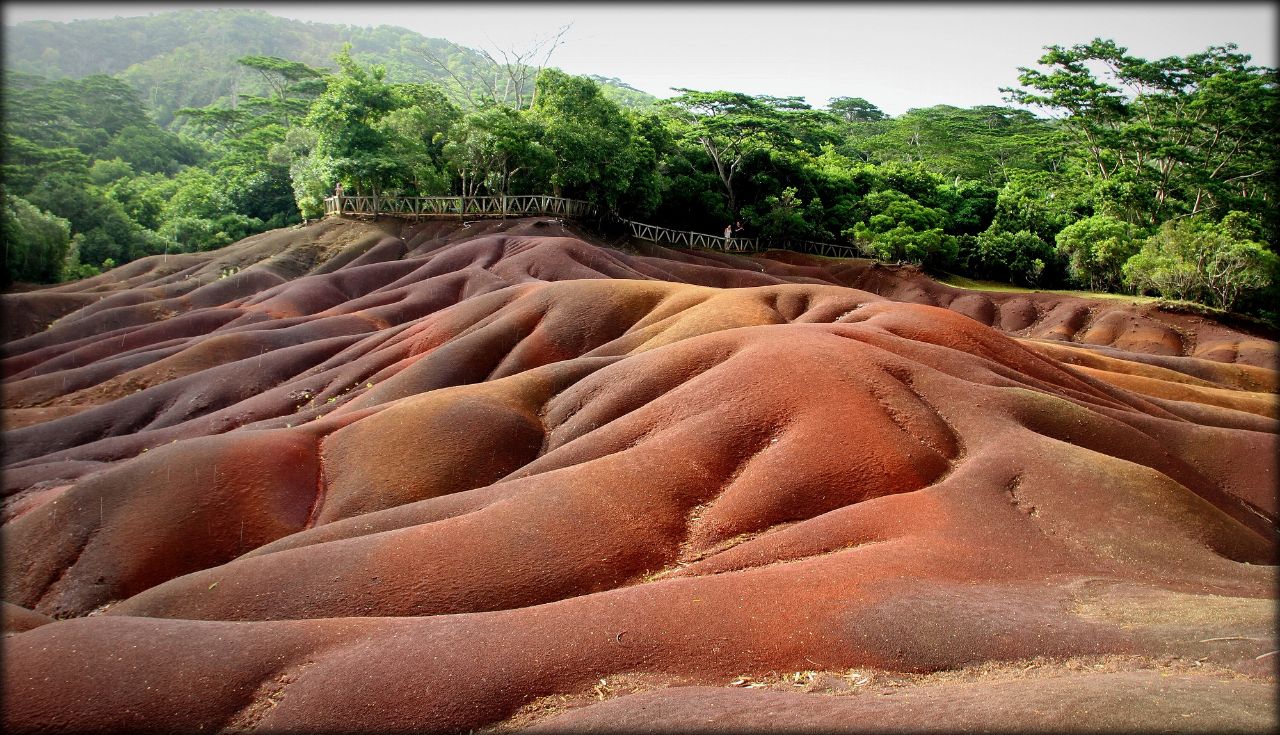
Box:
[3, 217, 1276, 732]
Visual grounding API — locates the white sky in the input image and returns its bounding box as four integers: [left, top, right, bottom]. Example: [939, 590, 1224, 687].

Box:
[3, 2, 1275, 115]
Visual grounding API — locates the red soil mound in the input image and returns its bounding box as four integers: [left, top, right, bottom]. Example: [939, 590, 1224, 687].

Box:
[3, 217, 1276, 733]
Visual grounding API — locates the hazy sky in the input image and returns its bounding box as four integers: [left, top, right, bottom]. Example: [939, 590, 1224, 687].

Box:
[4, 2, 1275, 115]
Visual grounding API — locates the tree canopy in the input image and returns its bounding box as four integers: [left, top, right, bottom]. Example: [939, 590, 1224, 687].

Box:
[4, 30, 1276, 322]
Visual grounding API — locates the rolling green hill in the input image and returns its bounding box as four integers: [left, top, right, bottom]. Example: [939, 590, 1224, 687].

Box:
[3, 8, 656, 128]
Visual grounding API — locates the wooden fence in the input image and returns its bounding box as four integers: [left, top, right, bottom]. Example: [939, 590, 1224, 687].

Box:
[323, 194, 597, 219]
[624, 220, 760, 252]
[774, 239, 862, 259]
[322, 193, 863, 259]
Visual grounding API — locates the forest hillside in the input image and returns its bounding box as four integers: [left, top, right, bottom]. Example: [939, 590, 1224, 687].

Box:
[4, 11, 1277, 325]
[3, 8, 655, 127]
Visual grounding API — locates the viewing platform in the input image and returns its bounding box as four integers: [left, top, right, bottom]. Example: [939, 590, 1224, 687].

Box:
[322, 193, 860, 259]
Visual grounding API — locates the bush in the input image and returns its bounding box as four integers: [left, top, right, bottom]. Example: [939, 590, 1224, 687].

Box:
[3, 193, 71, 285]
[1055, 214, 1139, 291]
[88, 157, 136, 186]
[848, 223, 956, 266]
[751, 186, 826, 242]
[1123, 215, 1277, 311]
[61, 235, 107, 282]
[290, 152, 338, 220]
[975, 228, 1057, 285]
[160, 213, 261, 252]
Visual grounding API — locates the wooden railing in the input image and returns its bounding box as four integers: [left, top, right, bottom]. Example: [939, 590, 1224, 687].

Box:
[322, 193, 863, 260]
[323, 194, 596, 219]
[774, 239, 862, 259]
[624, 219, 760, 253]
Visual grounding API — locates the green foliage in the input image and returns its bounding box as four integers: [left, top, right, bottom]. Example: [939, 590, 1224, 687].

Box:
[6, 9, 650, 127]
[375, 82, 461, 196]
[23, 174, 161, 266]
[161, 213, 263, 252]
[443, 103, 552, 198]
[1054, 214, 1139, 290]
[290, 159, 337, 220]
[163, 167, 232, 221]
[289, 58, 479, 221]
[62, 234, 111, 281]
[750, 187, 826, 242]
[3, 72, 202, 174]
[3, 192, 71, 285]
[2, 133, 90, 192]
[661, 89, 819, 218]
[855, 225, 958, 267]
[588, 75, 656, 110]
[172, 53, 327, 228]
[827, 97, 886, 123]
[988, 170, 1091, 244]
[1, 69, 219, 278]
[853, 105, 1061, 185]
[1123, 215, 1277, 310]
[529, 69, 656, 211]
[300, 46, 405, 198]
[4, 16, 1275, 320]
[1005, 39, 1279, 233]
[103, 173, 179, 230]
[88, 158, 136, 186]
[235, 54, 328, 127]
[859, 189, 946, 232]
[939, 179, 998, 236]
[975, 229, 1058, 285]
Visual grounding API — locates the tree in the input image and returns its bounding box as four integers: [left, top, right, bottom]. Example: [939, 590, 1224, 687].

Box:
[104, 172, 179, 230]
[661, 89, 799, 220]
[1, 135, 91, 193]
[172, 55, 328, 225]
[442, 104, 550, 199]
[376, 85, 459, 197]
[975, 229, 1057, 285]
[529, 69, 652, 210]
[753, 186, 826, 242]
[297, 46, 403, 202]
[939, 179, 998, 236]
[1123, 215, 1277, 310]
[828, 96, 886, 122]
[988, 170, 1092, 245]
[88, 157, 136, 186]
[1003, 40, 1132, 182]
[3, 192, 71, 285]
[422, 24, 571, 110]
[1005, 39, 1279, 230]
[850, 105, 1060, 185]
[1054, 214, 1139, 290]
[235, 55, 328, 127]
[99, 123, 202, 175]
[843, 190, 955, 267]
[284, 128, 333, 219]
[23, 173, 163, 266]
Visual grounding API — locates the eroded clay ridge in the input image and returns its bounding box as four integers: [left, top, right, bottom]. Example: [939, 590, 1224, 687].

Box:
[2, 217, 1276, 733]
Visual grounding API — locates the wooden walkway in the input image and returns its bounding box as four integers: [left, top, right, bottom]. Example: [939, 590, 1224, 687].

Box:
[323, 194, 861, 259]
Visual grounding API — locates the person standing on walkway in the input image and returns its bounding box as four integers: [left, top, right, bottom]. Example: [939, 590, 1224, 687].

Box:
[724, 224, 733, 249]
